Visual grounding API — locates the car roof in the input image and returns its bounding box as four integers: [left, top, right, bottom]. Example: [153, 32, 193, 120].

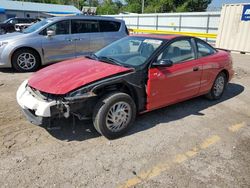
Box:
[131, 34, 183, 40]
[48, 15, 122, 22]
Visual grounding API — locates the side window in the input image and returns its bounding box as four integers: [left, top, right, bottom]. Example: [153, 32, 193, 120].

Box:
[45, 20, 70, 35]
[158, 39, 195, 64]
[18, 19, 28, 23]
[9, 19, 17, 24]
[71, 20, 99, 33]
[196, 40, 216, 57]
[99, 21, 121, 32]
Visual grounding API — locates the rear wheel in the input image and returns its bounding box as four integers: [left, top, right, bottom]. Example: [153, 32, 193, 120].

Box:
[12, 49, 41, 72]
[93, 92, 136, 139]
[206, 72, 227, 100]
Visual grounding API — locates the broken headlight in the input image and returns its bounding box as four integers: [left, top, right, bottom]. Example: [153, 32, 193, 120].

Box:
[66, 87, 96, 100]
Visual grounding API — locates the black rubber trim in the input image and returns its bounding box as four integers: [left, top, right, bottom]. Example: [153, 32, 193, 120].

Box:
[22, 108, 48, 126]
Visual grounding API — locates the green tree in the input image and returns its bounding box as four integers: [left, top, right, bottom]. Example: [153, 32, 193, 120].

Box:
[97, 0, 120, 15]
[15, 0, 212, 14]
[123, 0, 212, 14]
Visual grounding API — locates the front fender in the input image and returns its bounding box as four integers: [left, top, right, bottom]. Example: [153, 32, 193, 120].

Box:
[6, 36, 44, 67]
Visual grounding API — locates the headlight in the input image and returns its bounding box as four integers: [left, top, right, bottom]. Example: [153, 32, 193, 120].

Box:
[68, 87, 88, 97]
[0, 41, 8, 48]
[65, 87, 96, 100]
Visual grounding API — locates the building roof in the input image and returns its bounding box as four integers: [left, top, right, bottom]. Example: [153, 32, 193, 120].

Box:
[0, 0, 82, 14]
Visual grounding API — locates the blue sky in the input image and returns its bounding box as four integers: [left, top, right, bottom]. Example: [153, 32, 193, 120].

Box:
[209, 0, 250, 8]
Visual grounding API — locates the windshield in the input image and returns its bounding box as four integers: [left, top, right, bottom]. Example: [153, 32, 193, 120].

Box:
[3, 18, 12, 24]
[22, 19, 50, 34]
[94, 36, 163, 67]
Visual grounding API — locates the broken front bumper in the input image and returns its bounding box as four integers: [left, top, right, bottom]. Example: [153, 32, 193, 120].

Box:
[16, 80, 70, 125]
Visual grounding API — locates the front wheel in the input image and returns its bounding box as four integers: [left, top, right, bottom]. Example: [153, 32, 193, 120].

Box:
[93, 92, 136, 139]
[12, 49, 41, 72]
[206, 72, 227, 100]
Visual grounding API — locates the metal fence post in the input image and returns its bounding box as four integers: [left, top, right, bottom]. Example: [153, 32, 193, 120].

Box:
[179, 15, 182, 31]
[137, 15, 139, 29]
[206, 14, 210, 42]
[156, 15, 158, 30]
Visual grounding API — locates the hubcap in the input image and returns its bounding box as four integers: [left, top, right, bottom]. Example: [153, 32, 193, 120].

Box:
[17, 53, 36, 70]
[213, 76, 225, 97]
[106, 101, 132, 132]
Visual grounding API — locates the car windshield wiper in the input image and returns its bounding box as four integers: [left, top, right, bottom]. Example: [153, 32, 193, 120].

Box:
[85, 53, 98, 60]
[97, 56, 124, 67]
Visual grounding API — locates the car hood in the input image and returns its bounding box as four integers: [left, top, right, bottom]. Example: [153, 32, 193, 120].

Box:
[0, 23, 7, 27]
[0, 32, 25, 41]
[28, 57, 133, 95]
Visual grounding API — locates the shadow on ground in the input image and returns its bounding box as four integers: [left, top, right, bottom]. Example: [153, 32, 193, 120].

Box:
[44, 83, 244, 141]
[0, 68, 16, 73]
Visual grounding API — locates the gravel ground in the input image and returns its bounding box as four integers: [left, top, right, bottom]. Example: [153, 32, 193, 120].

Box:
[0, 53, 249, 188]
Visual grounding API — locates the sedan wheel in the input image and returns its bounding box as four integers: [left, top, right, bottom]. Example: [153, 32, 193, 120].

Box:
[106, 101, 132, 132]
[206, 72, 227, 100]
[93, 92, 136, 139]
[213, 76, 225, 97]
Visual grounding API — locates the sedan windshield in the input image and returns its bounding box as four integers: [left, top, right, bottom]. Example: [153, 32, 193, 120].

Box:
[22, 19, 50, 34]
[94, 36, 163, 67]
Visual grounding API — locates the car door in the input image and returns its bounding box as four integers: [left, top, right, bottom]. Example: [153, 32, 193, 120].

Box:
[146, 38, 202, 111]
[41, 20, 75, 63]
[195, 39, 218, 94]
[71, 19, 91, 57]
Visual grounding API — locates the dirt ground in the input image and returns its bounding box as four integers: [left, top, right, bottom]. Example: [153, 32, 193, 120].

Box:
[0, 53, 249, 188]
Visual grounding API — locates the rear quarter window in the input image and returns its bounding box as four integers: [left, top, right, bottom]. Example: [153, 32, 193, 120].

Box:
[99, 21, 121, 32]
[196, 39, 216, 58]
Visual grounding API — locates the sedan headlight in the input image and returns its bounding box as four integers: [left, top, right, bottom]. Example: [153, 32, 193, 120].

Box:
[0, 41, 8, 48]
[65, 87, 96, 100]
[68, 87, 88, 97]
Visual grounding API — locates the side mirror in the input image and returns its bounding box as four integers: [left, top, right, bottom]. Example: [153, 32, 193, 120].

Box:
[47, 30, 55, 37]
[153, 59, 173, 67]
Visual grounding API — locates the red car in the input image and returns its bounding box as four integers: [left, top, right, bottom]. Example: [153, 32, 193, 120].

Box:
[17, 35, 234, 139]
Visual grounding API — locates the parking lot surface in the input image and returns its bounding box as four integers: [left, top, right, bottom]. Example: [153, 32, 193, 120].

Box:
[0, 53, 249, 188]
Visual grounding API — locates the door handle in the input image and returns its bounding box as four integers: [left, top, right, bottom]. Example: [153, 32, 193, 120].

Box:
[193, 67, 199, 71]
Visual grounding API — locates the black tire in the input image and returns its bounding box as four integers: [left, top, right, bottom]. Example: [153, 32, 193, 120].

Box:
[93, 92, 136, 139]
[0, 28, 6, 35]
[205, 72, 227, 100]
[12, 49, 41, 72]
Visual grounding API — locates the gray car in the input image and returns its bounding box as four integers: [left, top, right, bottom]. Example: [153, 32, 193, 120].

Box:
[0, 16, 128, 72]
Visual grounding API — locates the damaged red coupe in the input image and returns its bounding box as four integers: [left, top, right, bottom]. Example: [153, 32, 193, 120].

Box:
[17, 35, 234, 139]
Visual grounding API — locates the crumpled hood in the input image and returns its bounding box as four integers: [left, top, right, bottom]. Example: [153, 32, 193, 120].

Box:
[28, 57, 133, 95]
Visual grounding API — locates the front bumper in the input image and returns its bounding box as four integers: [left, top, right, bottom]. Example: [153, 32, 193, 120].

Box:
[17, 80, 96, 125]
[16, 80, 71, 123]
[17, 80, 59, 117]
[0, 46, 12, 68]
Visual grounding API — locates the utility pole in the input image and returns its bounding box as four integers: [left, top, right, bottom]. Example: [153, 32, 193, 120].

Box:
[142, 0, 144, 14]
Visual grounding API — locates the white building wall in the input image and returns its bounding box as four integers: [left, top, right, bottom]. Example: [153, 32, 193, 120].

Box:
[106, 12, 221, 43]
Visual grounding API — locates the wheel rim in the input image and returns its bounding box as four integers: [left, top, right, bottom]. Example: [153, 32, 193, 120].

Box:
[17, 53, 36, 70]
[105, 101, 132, 132]
[213, 76, 225, 97]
